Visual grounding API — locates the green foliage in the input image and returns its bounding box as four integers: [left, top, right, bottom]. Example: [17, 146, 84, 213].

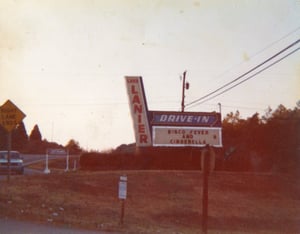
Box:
[222, 105, 300, 173]
[0, 122, 82, 154]
[65, 139, 82, 154]
[0, 121, 28, 151]
[80, 104, 300, 173]
[79, 147, 205, 171]
[0, 103, 298, 172]
[12, 122, 28, 150]
[0, 125, 7, 149]
[29, 124, 42, 142]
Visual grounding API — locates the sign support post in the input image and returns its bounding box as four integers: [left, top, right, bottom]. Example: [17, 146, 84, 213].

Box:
[44, 151, 50, 174]
[118, 175, 127, 225]
[73, 160, 77, 171]
[7, 132, 12, 182]
[201, 146, 210, 234]
[120, 199, 125, 225]
[65, 150, 69, 172]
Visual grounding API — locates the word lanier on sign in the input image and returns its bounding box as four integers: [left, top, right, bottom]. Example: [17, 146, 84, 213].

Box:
[125, 76, 152, 147]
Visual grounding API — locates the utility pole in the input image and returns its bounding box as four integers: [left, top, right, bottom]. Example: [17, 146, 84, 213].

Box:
[181, 71, 189, 112]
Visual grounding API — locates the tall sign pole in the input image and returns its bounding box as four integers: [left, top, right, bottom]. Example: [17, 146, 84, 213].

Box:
[7, 132, 12, 182]
[201, 146, 210, 234]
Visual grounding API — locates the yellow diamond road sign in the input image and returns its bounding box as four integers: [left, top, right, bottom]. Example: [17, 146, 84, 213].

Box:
[0, 100, 26, 132]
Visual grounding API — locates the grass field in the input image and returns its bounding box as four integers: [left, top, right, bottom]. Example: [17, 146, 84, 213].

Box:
[0, 168, 299, 233]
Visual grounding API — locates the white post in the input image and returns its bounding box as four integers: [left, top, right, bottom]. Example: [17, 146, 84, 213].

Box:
[44, 152, 50, 174]
[73, 160, 77, 171]
[65, 150, 69, 172]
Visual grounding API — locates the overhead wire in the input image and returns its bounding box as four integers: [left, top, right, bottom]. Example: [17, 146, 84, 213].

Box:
[188, 46, 300, 109]
[185, 38, 300, 109]
[210, 26, 300, 82]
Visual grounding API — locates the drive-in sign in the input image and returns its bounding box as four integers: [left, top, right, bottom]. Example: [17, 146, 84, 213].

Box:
[150, 111, 222, 147]
[153, 126, 222, 147]
[125, 76, 222, 147]
[125, 76, 152, 147]
[149, 111, 221, 127]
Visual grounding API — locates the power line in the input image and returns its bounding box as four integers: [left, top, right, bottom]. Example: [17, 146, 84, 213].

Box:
[186, 39, 300, 107]
[211, 26, 300, 82]
[187, 45, 300, 109]
[186, 39, 300, 108]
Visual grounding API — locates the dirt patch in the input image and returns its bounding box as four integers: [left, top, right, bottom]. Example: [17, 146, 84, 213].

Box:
[0, 171, 299, 233]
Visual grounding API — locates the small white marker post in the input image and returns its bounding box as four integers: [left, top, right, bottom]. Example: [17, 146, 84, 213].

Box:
[118, 175, 127, 225]
[65, 150, 69, 172]
[44, 152, 50, 174]
[73, 160, 77, 171]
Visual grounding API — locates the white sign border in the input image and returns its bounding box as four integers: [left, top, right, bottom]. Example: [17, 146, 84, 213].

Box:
[152, 126, 222, 147]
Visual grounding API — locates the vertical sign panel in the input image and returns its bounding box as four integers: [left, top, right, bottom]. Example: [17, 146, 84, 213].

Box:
[125, 76, 152, 147]
[118, 176, 127, 199]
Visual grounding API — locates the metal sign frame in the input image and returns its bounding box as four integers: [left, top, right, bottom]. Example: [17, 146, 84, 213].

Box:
[125, 76, 223, 148]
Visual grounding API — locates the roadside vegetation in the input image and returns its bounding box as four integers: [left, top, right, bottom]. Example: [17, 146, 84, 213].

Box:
[0, 123, 82, 154]
[0, 103, 299, 233]
[80, 104, 300, 174]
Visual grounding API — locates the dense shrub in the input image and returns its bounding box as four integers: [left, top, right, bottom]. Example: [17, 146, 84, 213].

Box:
[79, 147, 212, 171]
[79, 147, 225, 171]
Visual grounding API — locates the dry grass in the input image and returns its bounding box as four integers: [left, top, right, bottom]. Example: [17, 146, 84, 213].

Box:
[0, 169, 299, 233]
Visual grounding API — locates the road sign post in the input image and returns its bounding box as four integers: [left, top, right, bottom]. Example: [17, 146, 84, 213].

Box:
[65, 150, 70, 172]
[0, 100, 26, 182]
[201, 146, 210, 234]
[118, 175, 127, 225]
[44, 152, 51, 174]
[7, 132, 12, 182]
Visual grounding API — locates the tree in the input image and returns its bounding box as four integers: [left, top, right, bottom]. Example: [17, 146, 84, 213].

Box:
[0, 125, 7, 150]
[65, 139, 82, 154]
[223, 110, 242, 125]
[29, 124, 42, 142]
[0, 122, 28, 151]
[12, 121, 28, 151]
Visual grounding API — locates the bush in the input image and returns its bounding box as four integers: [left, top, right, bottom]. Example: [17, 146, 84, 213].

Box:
[79, 147, 209, 171]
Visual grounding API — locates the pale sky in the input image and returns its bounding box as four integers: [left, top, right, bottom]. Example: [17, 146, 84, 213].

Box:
[0, 0, 299, 151]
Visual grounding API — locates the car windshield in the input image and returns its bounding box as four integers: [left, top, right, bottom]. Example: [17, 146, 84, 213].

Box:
[0, 152, 21, 159]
